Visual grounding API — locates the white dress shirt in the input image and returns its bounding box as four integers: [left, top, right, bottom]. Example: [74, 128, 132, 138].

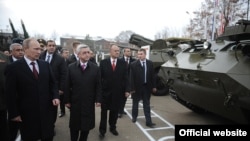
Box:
[24, 56, 39, 73]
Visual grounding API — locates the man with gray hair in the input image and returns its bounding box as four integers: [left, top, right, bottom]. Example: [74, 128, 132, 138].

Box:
[9, 43, 24, 62]
[65, 44, 101, 141]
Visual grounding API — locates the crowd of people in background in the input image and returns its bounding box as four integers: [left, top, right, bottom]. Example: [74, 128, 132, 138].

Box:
[0, 37, 157, 141]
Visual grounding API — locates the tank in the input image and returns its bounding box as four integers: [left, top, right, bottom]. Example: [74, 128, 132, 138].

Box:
[129, 34, 193, 96]
[158, 19, 250, 124]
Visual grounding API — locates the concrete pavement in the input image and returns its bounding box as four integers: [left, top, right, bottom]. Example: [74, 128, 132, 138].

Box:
[54, 95, 173, 141]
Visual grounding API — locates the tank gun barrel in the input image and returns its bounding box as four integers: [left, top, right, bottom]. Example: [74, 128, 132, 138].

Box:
[117, 44, 139, 51]
[129, 34, 154, 47]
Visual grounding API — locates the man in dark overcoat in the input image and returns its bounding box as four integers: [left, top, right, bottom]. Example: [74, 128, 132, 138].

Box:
[0, 51, 10, 141]
[99, 44, 130, 138]
[5, 38, 60, 141]
[64, 44, 102, 141]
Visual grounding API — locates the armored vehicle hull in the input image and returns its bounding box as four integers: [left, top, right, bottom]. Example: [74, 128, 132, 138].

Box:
[159, 20, 250, 124]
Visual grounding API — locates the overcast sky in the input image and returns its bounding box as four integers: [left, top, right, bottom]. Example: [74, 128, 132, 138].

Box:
[0, 0, 202, 40]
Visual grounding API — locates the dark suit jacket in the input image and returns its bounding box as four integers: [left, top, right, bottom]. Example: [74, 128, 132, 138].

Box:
[0, 52, 9, 110]
[89, 57, 97, 65]
[40, 51, 67, 92]
[121, 56, 136, 74]
[65, 58, 70, 66]
[5, 58, 59, 140]
[68, 54, 77, 65]
[64, 61, 101, 131]
[130, 59, 156, 100]
[100, 58, 129, 110]
[9, 55, 14, 63]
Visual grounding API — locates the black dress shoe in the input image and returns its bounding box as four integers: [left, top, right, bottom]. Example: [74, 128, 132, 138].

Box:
[58, 113, 65, 117]
[146, 123, 156, 128]
[132, 118, 136, 123]
[110, 129, 119, 136]
[118, 113, 122, 118]
[99, 132, 105, 138]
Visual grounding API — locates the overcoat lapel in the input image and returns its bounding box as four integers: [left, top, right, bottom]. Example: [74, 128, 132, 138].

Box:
[20, 58, 37, 80]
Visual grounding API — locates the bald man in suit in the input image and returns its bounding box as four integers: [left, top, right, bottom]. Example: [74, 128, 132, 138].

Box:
[98, 44, 130, 138]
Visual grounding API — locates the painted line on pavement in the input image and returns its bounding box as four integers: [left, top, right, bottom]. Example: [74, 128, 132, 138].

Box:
[125, 98, 175, 141]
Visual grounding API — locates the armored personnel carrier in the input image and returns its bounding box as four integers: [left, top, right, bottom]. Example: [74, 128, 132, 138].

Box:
[158, 19, 250, 124]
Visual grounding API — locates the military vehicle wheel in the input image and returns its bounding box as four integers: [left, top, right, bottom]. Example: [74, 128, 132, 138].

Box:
[169, 87, 206, 114]
[185, 102, 207, 114]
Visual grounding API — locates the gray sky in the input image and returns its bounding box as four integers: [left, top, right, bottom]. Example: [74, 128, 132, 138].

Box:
[0, 0, 202, 40]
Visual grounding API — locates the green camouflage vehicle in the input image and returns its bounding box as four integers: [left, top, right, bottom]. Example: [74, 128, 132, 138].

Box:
[159, 19, 250, 124]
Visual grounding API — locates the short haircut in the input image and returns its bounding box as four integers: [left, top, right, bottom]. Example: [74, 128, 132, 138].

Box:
[60, 48, 69, 54]
[123, 48, 130, 53]
[9, 43, 22, 51]
[76, 44, 89, 54]
[72, 41, 81, 48]
[138, 48, 146, 54]
[46, 40, 55, 45]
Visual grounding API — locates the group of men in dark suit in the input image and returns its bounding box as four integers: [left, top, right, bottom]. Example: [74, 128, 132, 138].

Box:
[1, 37, 157, 141]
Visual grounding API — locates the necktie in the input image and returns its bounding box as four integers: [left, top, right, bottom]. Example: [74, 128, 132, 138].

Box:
[126, 58, 129, 66]
[31, 62, 38, 79]
[142, 61, 146, 83]
[81, 64, 86, 71]
[46, 55, 51, 63]
[112, 60, 116, 71]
